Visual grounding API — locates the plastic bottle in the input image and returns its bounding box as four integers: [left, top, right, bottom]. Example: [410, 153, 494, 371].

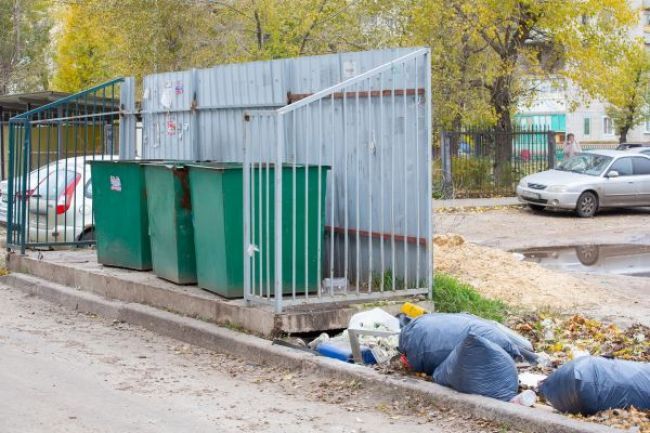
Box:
[510, 390, 537, 407]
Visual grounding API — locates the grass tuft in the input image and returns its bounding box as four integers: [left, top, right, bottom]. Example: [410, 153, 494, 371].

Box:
[433, 273, 508, 323]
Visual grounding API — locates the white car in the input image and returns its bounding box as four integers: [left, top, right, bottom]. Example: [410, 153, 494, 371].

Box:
[0, 155, 115, 244]
[517, 150, 650, 217]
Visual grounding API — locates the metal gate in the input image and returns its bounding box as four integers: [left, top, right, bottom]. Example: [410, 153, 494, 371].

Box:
[438, 127, 556, 198]
[6, 78, 136, 252]
[243, 49, 432, 312]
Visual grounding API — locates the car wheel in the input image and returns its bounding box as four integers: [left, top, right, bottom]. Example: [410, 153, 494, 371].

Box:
[78, 228, 95, 242]
[576, 192, 598, 218]
[528, 204, 546, 212]
[576, 245, 599, 266]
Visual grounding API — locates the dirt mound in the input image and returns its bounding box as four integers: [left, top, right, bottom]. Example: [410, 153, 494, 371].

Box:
[433, 234, 613, 311]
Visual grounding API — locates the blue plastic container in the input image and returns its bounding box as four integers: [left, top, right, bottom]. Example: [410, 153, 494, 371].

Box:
[315, 341, 376, 364]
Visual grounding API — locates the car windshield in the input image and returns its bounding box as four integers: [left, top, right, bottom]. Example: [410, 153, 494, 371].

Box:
[556, 153, 613, 176]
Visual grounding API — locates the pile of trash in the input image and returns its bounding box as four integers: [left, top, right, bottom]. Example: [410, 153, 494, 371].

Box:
[298, 304, 650, 428]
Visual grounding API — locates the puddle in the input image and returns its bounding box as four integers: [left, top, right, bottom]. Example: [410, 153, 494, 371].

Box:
[512, 244, 650, 278]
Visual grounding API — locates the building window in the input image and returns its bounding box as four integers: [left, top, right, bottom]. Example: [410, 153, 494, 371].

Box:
[584, 118, 591, 136]
[603, 117, 613, 135]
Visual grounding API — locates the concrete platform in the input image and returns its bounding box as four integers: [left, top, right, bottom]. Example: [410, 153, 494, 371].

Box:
[5, 249, 431, 336]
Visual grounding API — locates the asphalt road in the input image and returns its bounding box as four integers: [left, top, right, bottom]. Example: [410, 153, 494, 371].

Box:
[0, 285, 499, 433]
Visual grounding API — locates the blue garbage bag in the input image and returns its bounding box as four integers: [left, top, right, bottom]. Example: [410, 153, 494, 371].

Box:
[398, 313, 522, 374]
[432, 333, 519, 401]
[539, 356, 650, 415]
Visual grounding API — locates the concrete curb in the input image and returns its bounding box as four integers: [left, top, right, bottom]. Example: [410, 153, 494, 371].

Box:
[2, 272, 620, 433]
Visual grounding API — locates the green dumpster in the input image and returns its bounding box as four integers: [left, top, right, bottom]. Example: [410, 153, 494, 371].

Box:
[89, 160, 152, 270]
[188, 163, 329, 298]
[144, 163, 197, 284]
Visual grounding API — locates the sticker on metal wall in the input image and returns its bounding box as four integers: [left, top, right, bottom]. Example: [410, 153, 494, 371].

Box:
[110, 176, 122, 192]
[175, 81, 184, 95]
[167, 118, 177, 136]
[343, 60, 359, 79]
[160, 88, 172, 110]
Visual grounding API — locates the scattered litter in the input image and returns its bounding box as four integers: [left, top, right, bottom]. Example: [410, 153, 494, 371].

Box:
[309, 333, 330, 350]
[400, 302, 428, 319]
[316, 334, 376, 365]
[535, 352, 552, 368]
[432, 333, 519, 402]
[348, 308, 400, 333]
[511, 390, 537, 407]
[519, 372, 547, 389]
[399, 313, 522, 375]
[322, 277, 348, 295]
[539, 356, 650, 415]
[348, 308, 400, 364]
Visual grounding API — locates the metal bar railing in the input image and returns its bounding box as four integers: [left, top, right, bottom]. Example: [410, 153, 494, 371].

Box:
[243, 49, 432, 312]
[6, 78, 135, 252]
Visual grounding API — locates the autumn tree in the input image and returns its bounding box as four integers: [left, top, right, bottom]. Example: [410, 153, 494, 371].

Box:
[407, 0, 493, 132]
[0, 0, 51, 94]
[402, 0, 634, 182]
[51, 0, 370, 91]
[594, 42, 650, 144]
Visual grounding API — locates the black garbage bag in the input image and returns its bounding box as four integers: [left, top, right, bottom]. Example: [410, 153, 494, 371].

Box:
[432, 333, 519, 401]
[398, 313, 522, 374]
[539, 356, 650, 415]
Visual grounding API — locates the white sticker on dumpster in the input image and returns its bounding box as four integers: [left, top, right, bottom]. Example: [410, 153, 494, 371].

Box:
[110, 176, 122, 192]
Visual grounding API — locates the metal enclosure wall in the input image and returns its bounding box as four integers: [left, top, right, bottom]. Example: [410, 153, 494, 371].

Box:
[141, 48, 432, 306]
[141, 48, 421, 161]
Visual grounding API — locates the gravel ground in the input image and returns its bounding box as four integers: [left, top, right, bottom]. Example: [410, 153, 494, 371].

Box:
[0, 285, 508, 433]
[435, 207, 650, 327]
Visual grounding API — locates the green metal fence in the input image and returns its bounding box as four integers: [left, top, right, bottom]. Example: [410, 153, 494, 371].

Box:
[437, 126, 556, 198]
[6, 78, 135, 252]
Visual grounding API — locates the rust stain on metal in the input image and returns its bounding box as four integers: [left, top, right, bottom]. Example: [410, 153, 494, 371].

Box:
[174, 167, 192, 210]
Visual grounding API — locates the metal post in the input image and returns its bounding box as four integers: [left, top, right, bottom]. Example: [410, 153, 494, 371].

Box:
[274, 114, 284, 314]
[20, 118, 30, 254]
[243, 113, 251, 305]
[104, 123, 114, 154]
[191, 68, 200, 159]
[0, 107, 4, 180]
[547, 130, 556, 169]
[6, 120, 15, 250]
[425, 49, 433, 298]
[441, 131, 453, 199]
[119, 77, 136, 159]
[57, 106, 63, 160]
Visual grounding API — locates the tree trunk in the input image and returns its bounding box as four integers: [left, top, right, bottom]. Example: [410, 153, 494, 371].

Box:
[450, 114, 462, 156]
[619, 126, 629, 144]
[493, 104, 513, 189]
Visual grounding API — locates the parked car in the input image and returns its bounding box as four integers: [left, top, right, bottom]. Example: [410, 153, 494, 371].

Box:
[615, 142, 650, 150]
[626, 146, 650, 157]
[0, 155, 114, 243]
[516, 150, 650, 217]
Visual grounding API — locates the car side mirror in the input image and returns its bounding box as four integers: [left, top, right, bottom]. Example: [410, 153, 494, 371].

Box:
[607, 170, 619, 178]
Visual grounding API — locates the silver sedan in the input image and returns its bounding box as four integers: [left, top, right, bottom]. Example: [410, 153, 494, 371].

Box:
[516, 150, 650, 217]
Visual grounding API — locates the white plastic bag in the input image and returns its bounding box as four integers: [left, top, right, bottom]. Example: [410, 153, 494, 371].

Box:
[348, 308, 400, 332]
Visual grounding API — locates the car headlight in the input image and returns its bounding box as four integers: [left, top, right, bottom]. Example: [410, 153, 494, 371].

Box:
[546, 185, 568, 193]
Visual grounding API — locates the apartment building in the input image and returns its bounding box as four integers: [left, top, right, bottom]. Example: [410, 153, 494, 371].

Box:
[516, 0, 650, 146]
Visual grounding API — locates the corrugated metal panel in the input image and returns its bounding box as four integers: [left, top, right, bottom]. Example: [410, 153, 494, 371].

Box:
[141, 48, 426, 161]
